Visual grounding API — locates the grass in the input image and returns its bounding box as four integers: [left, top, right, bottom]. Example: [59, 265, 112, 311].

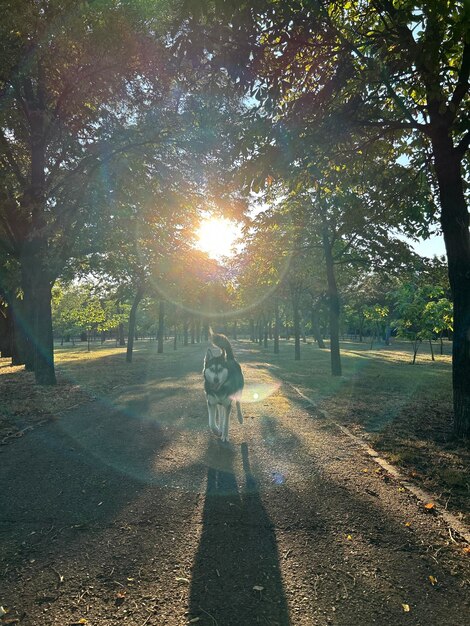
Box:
[242, 337, 469, 523]
[1, 336, 468, 522]
[0, 341, 163, 440]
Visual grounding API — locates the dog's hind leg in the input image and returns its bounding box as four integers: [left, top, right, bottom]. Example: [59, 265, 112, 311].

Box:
[236, 400, 243, 424]
[208, 402, 221, 436]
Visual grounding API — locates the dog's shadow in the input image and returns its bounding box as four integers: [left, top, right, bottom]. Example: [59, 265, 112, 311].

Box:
[188, 441, 290, 625]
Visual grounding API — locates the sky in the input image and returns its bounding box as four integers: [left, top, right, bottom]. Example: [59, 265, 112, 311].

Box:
[409, 233, 446, 259]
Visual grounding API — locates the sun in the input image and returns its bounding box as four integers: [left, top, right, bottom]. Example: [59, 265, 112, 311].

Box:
[196, 217, 241, 260]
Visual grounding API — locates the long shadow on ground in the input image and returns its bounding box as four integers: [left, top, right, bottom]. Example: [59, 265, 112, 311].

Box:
[189, 440, 290, 625]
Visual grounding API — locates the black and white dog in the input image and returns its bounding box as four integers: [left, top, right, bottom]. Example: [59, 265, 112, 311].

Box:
[203, 329, 244, 442]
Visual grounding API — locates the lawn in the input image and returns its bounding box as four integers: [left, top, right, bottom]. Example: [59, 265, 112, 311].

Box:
[243, 337, 469, 523]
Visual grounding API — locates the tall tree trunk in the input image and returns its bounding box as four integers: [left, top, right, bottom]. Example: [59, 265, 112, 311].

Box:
[322, 223, 342, 376]
[311, 307, 326, 349]
[126, 286, 144, 363]
[19, 265, 35, 370]
[117, 302, 125, 347]
[432, 132, 470, 437]
[28, 82, 53, 383]
[33, 275, 56, 385]
[300, 314, 307, 343]
[359, 316, 365, 343]
[8, 295, 28, 365]
[118, 323, 126, 347]
[274, 297, 280, 354]
[0, 302, 13, 358]
[157, 300, 165, 354]
[173, 304, 178, 350]
[183, 316, 189, 346]
[21, 246, 56, 384]
[292, 293, 301, 361]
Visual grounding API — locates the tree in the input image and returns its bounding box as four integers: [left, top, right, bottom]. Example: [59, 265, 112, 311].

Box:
[423, 296, 453, 356]
[394, 283, 447, 364]
[0, 0, 178, 384]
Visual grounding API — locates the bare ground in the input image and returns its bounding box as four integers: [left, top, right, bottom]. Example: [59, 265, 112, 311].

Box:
[0, 343, 469, 626]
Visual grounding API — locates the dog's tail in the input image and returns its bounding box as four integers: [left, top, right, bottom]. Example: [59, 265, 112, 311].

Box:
[209, 328, 235, 360]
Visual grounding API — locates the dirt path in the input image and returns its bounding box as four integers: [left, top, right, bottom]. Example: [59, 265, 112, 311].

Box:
[0, 344, 469, 626]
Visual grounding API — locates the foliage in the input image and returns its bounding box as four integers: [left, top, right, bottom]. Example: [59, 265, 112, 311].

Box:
[393, 283, 452, 362]
[52, 282, 127, 340]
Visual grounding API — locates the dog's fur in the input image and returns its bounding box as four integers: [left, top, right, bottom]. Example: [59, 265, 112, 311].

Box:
[203, 329, 244, 442]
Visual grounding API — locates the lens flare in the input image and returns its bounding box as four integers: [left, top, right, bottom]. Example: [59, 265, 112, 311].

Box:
[242, 382, 280, 404]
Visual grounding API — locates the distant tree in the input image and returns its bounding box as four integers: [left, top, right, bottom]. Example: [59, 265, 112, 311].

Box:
[423, 297, 453, 357]
[394, 284, 447, 364]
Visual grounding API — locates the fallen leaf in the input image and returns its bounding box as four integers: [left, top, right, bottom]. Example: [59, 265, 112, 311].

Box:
[402, 604, 410, 612]
[0, 608, 8, 617]
[115, 590, 126, 606]
[429, 575, 438, 586]
[253, 585, 264, 592]
[462, 546, 470, 554]
[424, 502, 435, 510]
[404, 522, 411, 527]
[175, 577, 190, 584]
[362, 468, 369, 473]
[346, 534, 353, 540]
[189, 618, 201, 623]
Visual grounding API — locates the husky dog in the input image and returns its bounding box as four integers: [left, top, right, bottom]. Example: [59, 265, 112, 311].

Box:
[203, 329, 244, 442]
